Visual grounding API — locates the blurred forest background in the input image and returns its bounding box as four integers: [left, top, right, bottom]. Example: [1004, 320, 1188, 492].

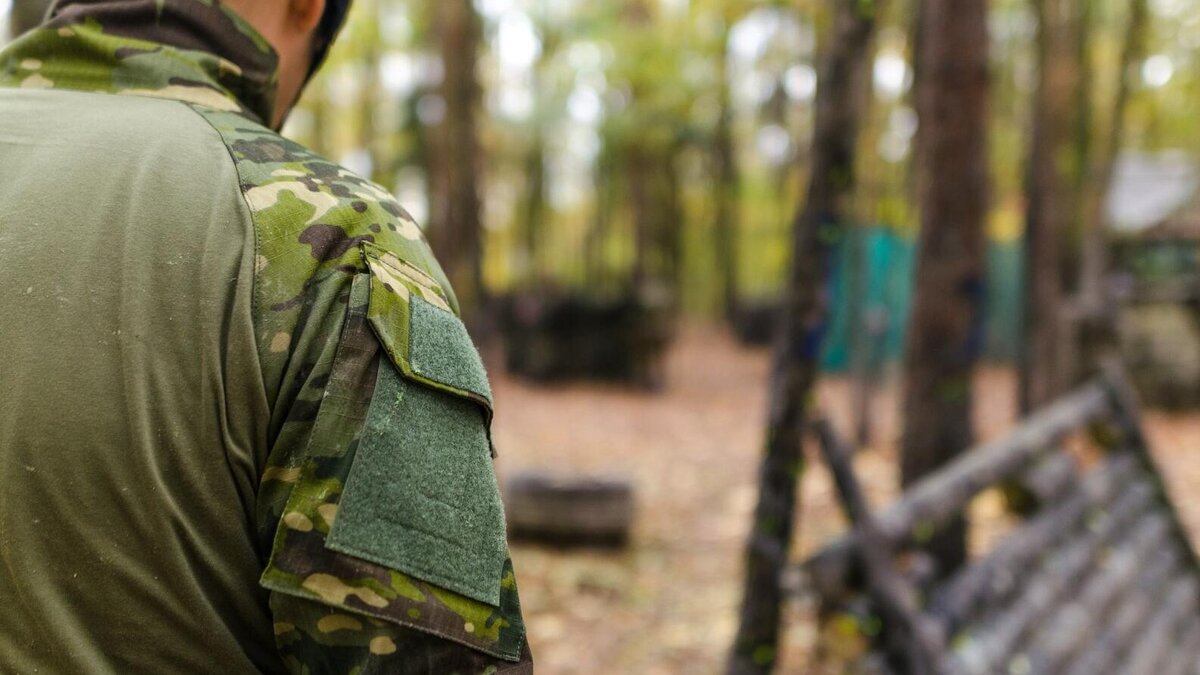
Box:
[9, 0, 1200, 672]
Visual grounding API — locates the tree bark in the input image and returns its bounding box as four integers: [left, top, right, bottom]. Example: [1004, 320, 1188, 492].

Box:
[429, 0, 485, 321]
[1074, 0, 1149, 378]
[726, 3, 880, 673]
[1020, 0, 1081, 412]
[623, 0, 654, 290]
[901, 0, 989, 576]
[520, 129, 546, 282]
[713, 22, 740, 319]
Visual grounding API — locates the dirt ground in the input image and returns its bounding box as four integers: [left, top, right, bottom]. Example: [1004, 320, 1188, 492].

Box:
[487, 323, 1200, 674]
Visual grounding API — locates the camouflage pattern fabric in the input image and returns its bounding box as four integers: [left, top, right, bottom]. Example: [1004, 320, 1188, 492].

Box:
[0, 1, 529, 672]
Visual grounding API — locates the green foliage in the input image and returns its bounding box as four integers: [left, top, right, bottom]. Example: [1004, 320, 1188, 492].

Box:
[268, 0, 1200, 315]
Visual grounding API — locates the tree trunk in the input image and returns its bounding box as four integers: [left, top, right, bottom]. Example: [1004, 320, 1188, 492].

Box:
[713, 24, 740, 319]
[900, 0, 989, 577]
[726, 3, 880, 673]
[1020, 0, 1081, 412]
[520, 129, 546, 282]
[10, 0, 53, 37]
[1074, 0, 1149, 378]
[848, 225, 874, 446]
[585, 147, 615, 289]
[659, 146, 685, 293]
[623, 0, 653, 291]
[519, 35, 554, 284]
[429, 0, 485, 321]
[628, 144, 653, 289]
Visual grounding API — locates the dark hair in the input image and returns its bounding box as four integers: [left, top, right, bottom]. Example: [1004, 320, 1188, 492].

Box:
[310, 0, 352, 74]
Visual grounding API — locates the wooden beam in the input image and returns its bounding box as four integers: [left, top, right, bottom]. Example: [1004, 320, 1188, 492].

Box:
[939, 509, 1164, 675]
[814, 417, 943, 674]
[802, 381, 1110, 599]
[1114, 575, 1199, 675]
[1102, 361, 1200, 578]
[1014, 513, 1173, 675]
[1157, 616, 1200, 675]
[1059, 548, 1180, 675]
[927, 454, 1139, 631]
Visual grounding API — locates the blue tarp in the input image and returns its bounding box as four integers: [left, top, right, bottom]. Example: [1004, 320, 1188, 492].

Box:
[820, 227, 1022, 372]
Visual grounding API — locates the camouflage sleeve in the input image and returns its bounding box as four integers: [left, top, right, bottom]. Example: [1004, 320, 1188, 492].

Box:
[257, 263, 530, 674]
[272, 594, 533, 675]
[187, 110, 530, 673]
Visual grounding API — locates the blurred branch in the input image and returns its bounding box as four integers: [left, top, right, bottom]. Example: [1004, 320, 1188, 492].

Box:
[726, 2, 882, 673]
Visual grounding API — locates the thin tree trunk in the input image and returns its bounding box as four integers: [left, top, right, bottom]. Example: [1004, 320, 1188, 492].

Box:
[1020, 0, 1080, 412]
[520, 130, 546, 282]
[726, 3, 881, 673]
[520, 34, 554, 284]
[849, 226, 874, 446]
[660, 146, 685, 293]
[900, 0, 989, 577]
[847, 34, 877, 448]
[623, 0, 653, 291]
[586, 147, 615, 289]
[1064, 0, 1094, 291]
[429, 0, 485, 321]
[628, 144, 652, 289]
[359, 10, 382, 185]
[714, 23, 740, 319]
[1075, 0, 1149, 376]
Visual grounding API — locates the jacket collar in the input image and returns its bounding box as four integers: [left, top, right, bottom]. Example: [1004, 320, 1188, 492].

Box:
[0, 0, 279, 125]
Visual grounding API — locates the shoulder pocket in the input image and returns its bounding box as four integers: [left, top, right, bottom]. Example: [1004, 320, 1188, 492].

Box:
[260, 271, 525, 662]
[359, 241, 492, 417]
[324, 242, 506, 607]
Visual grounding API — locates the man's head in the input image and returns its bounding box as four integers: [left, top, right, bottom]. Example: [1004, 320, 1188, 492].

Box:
[224, 0, 350, 128]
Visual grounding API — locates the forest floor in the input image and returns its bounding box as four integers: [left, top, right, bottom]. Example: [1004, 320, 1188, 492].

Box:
[487, 323, 1200, 674]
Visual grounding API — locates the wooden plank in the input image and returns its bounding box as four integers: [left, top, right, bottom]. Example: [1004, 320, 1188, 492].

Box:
[1015, 514, 1173, 675]
[1102, 362, 1200, 580]
[1157, 615, 1200, 675]
[939, 507, 1163, 675]
[1016, 451, 1081, 506]
[1114, 574, 1199, 675]
[927, 454, 1139, 631]
[1060, 548, 1179, 675]
[876, 382, 1107, 545]
[801, 382, 1110, 600]
[813, 417, 943, 674]
[504, 473, 634, 547]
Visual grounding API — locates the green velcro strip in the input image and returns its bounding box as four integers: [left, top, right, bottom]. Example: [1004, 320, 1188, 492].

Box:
[408, 295, 492, 403]
[325, 358, 508, 606]
[361, 243, 492, 411]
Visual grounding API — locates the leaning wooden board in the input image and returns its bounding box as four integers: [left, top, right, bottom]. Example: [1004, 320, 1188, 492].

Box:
[799, 366, 1200, 675]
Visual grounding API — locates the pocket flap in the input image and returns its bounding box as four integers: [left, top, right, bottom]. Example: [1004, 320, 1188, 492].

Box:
[360, 242, 493, 413]
[322, 244, 506, 608]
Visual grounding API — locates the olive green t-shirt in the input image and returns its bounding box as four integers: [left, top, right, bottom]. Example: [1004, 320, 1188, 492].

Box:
[0, 88, 276, 673]
[0, 2, 529, 673]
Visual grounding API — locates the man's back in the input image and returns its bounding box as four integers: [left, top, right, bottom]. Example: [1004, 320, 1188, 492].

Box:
[0, 86, 277, 673]
[0, 2, 530, 672]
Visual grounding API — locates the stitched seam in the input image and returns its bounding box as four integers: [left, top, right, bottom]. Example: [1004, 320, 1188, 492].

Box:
[183, 103, 270, 422]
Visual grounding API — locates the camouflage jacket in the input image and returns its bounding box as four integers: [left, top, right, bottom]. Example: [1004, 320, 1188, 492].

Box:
[0, 1, 529, 673]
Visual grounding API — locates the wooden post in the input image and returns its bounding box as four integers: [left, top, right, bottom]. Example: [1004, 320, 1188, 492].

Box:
[803, 382, 1110, 601]
[816, 418, 943, 674]
[429, 0, 486, 321]
[901, 0, 990, 577]
[1020, 0, 1082, 411]
[725, 2, 882, 673]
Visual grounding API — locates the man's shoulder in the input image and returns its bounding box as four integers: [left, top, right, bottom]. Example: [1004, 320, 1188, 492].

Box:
[192, 106, 457, 318]
[194, 107, 450, 291]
